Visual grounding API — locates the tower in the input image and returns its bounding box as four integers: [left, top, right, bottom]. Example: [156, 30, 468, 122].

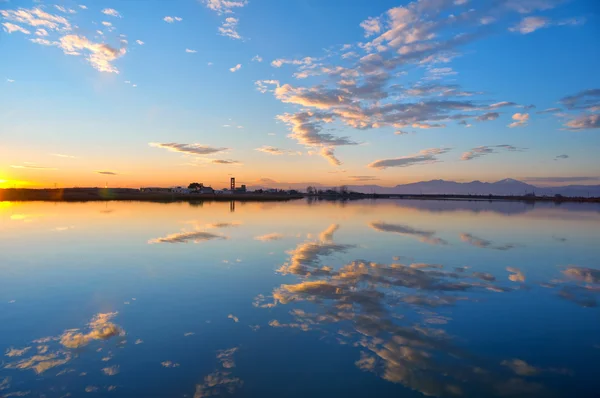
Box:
[230, 177, 235, 191]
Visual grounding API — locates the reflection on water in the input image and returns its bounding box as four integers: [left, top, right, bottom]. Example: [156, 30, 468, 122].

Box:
[0, 199, 599, 397]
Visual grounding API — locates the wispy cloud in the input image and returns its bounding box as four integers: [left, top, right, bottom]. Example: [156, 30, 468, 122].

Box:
[101, 8, 121, 18]
[96, 171, 118, 175]
[149, 231, 226, 244]
[211, 159, 242, 165]
[251, 55, 262, 62]
[149, 142, 228, 156]
[2, 22, 31, 34]
[229, 64, 241, 72]
[347, 176, 379, 182]
[255, 233, 284, 242]
[255, 146, 286, 155]
[521, 176, 599, 183]
[461, 145, 524, 161]
[202, 0, 247, 15]
[368, 148, 451, 169]
[136, 40, 144, 45]
[554, 154, 569, 160]
[11, 163, 57, 170]
[185, 48, 197, 53]
[509, 16, 549, 34]
[219, 17, 242, 40]
[320, 147, 341, 166]
[163, 16, 182, 23]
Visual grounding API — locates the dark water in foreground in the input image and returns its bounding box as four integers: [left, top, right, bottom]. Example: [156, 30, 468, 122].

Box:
[1, 199, 599, 398]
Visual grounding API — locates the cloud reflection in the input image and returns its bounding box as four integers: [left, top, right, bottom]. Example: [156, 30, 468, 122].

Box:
[369, 221, 448, 245]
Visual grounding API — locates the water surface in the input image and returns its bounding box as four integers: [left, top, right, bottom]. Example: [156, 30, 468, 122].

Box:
[1, 199, 599, 397]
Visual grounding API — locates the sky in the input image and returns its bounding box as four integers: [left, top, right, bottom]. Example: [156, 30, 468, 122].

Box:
[0, 0, 599, 189]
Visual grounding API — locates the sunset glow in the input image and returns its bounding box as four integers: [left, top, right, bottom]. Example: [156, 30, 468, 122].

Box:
[1, 0, 598, 189]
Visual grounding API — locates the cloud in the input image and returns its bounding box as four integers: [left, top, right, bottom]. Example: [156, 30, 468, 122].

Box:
[136, 40, 144, 45]
[508, 112, 529, 128]
[2, 22, 31, 34]
[5, 347, 32, 357]
[507, 267, 525, 282]
[202, 0, 247, 15]
[536, 107, 561, 114]
[102, 365, 120, 376]
[488, 101, 517, 109]
[211, 159, 242, 165]
[185, 48, 197, 53]
[564, 114, 600, 130]
[251, 55, 262, 62]
[521, 176, 599, 183]
[347, 176, 380, 182]
[149, 142, 228, 156]
[554, 154, 569, 160]
[60, 312, 123, 349]
[149, 231, 226, 244]
[229, 63, 241, 72]
[255, 80, 280, 93]
[101, 21, 112, 27]
[7, 78, 15, 83]
[11, 164, 56, 170]
[163, 16, 183, 23]
[502, 359, 539, 376]
[461, 144, 523, 161]
[369, 221, 448, 245]
[320, 147, 341, 166]
[57, 34, 127, 73]
[360, 17, 381, 37]
[255, 233, 284, 242]
[476, 112, 499, 121]
[101, 8, 121, 18]
[460, 233, 516, 250]
[509, 16, 549, 34]
[219, 17, 241, 40]
[560, 89, 600, 110]
[0, 7, 71, 31]
[368, 147, 451, 169]
[255, 146, 286, 155]
[96, 171, 118, 175]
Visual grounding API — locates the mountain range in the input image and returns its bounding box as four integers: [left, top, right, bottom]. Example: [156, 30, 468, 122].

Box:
[344, 179, 600, 197]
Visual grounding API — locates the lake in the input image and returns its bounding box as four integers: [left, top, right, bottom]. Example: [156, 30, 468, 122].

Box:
[1, 199, 599, 397]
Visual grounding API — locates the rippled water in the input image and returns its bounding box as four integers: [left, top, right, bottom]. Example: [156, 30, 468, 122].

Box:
[1, 199, 599, 397]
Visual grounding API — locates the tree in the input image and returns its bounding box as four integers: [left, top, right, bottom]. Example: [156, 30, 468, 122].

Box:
[306, 186, 315, 195]
[188, 182, 203, 190]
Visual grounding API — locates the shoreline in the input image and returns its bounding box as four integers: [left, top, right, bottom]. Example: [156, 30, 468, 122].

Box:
[1, 188, 599, 203]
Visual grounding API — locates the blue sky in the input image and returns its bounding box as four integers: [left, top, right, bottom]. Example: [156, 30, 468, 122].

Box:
[1, 0, 599, 188]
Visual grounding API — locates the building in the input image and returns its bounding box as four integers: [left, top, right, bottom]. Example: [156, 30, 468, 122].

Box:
[199, 187, 215, 194]
[171, 187, 190, 194]
[140, 187, 171, 193]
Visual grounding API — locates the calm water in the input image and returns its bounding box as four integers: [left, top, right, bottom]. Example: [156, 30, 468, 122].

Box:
[1, 199, 599, 398]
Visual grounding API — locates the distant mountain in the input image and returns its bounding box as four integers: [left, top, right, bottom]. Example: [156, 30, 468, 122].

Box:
[345, 179, 600, 197]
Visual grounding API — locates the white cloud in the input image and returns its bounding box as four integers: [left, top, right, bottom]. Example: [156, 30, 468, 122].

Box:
[101, 21, 112, 27]
[202, 0, 247, 15]
[35, 28, 48, 36]
[255, 79, 280, 93]
[2, 22, 31, 34]
[508, 112, 529, 128]
[7, 79, 15, 83]
[360, 16, 381, 37]
[185, 48, 197, 53]
[0, 7, 71, 31]
[251, 55, 262, 62]
[229, 64, 241, 72]
[255, 146, 286, 155]
[509, 16, 549, 34]
[101, 8, 121, 18]
[136, 40, 144, 45]
[79, 5, 88, 10]
[163, 16, 183, 23]
[219, 17, 242, 40]
[58, 35, 126, 73]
